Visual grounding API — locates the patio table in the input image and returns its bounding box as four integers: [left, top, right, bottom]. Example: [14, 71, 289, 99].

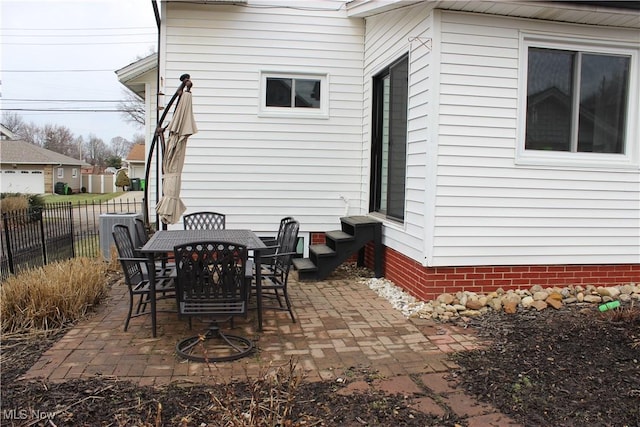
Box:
[139, 229, 267, 337]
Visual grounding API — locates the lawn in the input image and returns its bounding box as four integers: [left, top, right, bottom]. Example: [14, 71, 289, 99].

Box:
[41, 192, 124, 204]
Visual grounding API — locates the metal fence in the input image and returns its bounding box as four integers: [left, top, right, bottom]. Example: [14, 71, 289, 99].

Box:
[1, 198, 142, 281]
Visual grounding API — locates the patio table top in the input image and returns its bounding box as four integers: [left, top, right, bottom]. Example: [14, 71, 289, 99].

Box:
[139, 229, 266, 253]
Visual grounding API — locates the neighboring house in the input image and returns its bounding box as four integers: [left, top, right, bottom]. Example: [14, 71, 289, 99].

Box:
[125, 143, 146, 180]
[0, 138, 88, 194]
[1, 124, 17, 141]
[118, 0, 640, 300]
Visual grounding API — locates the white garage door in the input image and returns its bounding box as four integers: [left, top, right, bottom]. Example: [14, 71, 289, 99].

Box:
[1, 169, 45, 194]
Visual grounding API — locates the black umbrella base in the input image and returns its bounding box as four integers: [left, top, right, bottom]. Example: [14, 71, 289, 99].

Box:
[176, 326, 254, 363]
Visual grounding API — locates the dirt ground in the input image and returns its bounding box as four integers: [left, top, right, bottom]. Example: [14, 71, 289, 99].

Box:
[2, 276, 639, 426]
[452, 303, 640, 427]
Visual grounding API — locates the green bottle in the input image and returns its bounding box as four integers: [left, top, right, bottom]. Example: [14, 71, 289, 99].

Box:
[598, 300, 621, 312]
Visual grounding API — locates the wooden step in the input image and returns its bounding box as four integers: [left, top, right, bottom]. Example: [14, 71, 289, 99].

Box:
[325, 230, 354, 242]
[309, 244, 335, 257]
[292, 257, 317, 272]
[292, 258, 318, 281]
[340, 216, 381, 228]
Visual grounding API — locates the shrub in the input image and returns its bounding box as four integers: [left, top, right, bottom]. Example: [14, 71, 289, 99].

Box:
[0, 195, 29, 214]
[115, 170, 130, 190]
[0, 193, 45, 212]
[0, 257, 109, 334]
[27, 193, 45, 208]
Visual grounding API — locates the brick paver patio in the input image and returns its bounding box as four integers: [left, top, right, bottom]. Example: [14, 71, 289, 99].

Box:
[23, 270, 520, 424]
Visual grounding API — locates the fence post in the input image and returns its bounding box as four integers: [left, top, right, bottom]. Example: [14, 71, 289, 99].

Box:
[36, 207, 47, 265]
[2, 213, 15, 275]
[68, 202, 76, 257]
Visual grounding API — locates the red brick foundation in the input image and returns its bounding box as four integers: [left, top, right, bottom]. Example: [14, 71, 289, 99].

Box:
[378, 246, 640, 302]
[309, 233, 640, 302]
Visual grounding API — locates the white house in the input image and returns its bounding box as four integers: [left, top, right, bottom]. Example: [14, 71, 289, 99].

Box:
[119, 0, 640, 301]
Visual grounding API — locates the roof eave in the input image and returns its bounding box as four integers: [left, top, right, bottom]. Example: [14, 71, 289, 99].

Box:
[116, 53, 158, 97]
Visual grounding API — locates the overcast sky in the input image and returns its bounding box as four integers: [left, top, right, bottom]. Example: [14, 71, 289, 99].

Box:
[1, 0, 157, 144]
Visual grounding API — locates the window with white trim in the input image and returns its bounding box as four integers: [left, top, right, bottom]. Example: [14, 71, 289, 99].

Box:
[57, 168, 64, 178]
[72, 168, 78, 178]
[260, 72, 328, 117]
[519, 35, 638, 168]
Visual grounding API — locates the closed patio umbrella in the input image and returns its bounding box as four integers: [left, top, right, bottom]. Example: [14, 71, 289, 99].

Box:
[156, 85, 197, 225]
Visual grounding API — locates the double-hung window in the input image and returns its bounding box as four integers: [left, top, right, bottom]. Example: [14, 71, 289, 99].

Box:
[519, 35, 637, 168]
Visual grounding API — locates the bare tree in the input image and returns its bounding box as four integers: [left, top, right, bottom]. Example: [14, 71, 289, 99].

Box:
[85, 134, 109, 167]
[74, 135, 84, 160]
[19, 122, 45, 146]
[119, 89, 145, 127]
[132, 133, 145, 145]
[43, 124, 75, 157]
[2, 112, 26, 137]
[110, 136, 133, 159]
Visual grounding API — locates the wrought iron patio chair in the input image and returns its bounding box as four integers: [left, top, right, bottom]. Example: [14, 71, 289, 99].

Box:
[183, 211, 226, 230]
[258, 216, 295, 274]
[133, 217, 151, 248]
[133, 218, 175, 280]
[112, 224, 176, 332]
[253, 219, 299, 322]
[173, 240, 254, 362]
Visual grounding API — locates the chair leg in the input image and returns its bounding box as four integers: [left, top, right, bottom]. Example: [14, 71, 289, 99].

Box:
[283, 289, 295, 323]
[124, 293, 134, 331]
[273, 288, 285, 308]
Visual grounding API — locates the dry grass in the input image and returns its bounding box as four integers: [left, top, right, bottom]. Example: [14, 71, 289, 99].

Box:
[0, 196, 29, 214]
[599, 302, 640, 349]
[0, 257, 110, 334]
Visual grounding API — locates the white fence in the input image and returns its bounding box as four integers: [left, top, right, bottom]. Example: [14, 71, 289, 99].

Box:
[81, 174, 117, 194]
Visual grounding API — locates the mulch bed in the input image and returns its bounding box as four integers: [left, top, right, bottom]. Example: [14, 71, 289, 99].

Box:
[2, 339, 460, 426]
[452, 304, 640, 427]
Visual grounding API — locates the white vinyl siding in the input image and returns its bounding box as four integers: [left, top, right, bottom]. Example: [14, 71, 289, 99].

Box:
[363, 4, 434, 264]
[160, 2, 364, 233]
[433, 11, 640, 266]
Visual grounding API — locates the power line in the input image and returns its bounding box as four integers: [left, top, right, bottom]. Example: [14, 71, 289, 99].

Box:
[1, 70, 117, 73]
[2, 99, 128, 102]
[2, 32, 156, 37]
[2, 40, 156, 46]
[4, 108, 136, 113]
[2, 26, 155, 31]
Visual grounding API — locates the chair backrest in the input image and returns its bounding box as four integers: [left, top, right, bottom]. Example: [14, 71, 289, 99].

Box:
[275, 216, 295, 247]
[183, 211, 226, 230]
[261, 216, 295, 263]
[133, 218, 149, 247]
[112, 224, 144, 285]
[173, 241, 249, 316]
[274, 220, 300, 274]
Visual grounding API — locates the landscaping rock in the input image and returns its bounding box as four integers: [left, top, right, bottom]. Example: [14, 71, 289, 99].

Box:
[363, 276, 639, 322]
[545, 296, 563, 310]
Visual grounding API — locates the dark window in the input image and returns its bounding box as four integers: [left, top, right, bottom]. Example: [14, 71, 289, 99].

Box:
[370, 55, 408, 221]
[266, 78, 292, 107]
[525, 47, 630, 154]
[266, 77, 321, 109]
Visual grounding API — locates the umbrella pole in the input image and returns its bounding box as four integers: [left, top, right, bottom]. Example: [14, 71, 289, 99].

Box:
[143, 74, 192, 229]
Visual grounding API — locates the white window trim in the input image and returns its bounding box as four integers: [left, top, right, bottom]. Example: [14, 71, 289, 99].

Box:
[72, 168, 78, 178]
[516, 32, 639, 170]
[258, 70, 329, 119]
[57, 167, 64, 178]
